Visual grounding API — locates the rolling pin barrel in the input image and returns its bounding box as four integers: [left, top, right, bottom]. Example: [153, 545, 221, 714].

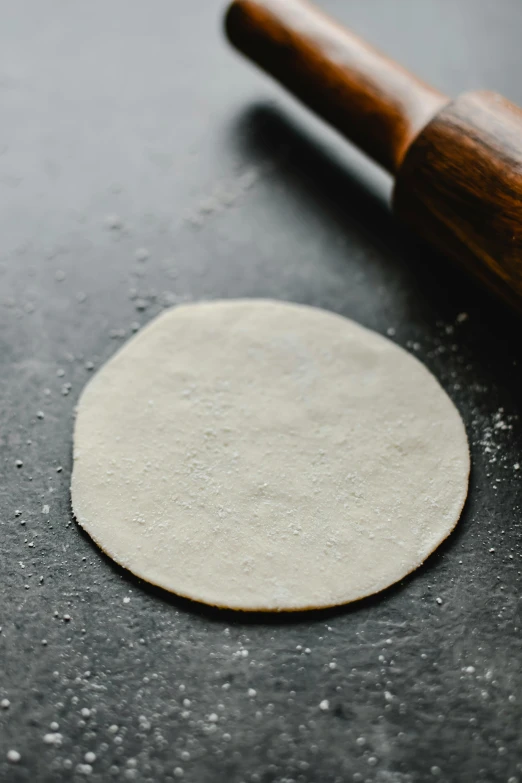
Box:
[225, 0, 522, 315]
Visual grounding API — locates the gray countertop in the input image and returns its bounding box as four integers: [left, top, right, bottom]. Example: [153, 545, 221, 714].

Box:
[1, 2, 521, 781]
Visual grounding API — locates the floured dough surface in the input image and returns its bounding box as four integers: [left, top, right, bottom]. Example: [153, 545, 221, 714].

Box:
[71, 299, 469, 611]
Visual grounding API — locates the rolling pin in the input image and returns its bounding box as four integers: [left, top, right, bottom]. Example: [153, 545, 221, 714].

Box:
[225, 0, 522, 314]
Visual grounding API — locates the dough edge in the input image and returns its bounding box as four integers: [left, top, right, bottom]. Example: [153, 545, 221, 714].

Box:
[71, 299, 471, 612]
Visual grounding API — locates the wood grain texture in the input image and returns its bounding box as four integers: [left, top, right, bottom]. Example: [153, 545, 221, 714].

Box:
[394, 91, 522, 314]
[225, 0, 447, 174]
[226, 0, 522, 314]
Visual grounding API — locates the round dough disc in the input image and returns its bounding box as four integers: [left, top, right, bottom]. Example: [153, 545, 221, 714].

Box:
[71, 300, 469, 611]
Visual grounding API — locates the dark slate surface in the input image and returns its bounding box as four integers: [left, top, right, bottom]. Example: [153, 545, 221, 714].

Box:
[1, 1, 521, 781]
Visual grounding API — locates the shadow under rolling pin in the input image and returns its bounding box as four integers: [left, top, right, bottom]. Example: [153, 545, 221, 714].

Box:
[225, 0, 522, 315]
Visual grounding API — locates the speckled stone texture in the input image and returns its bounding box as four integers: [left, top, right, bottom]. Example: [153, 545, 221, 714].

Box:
[0, 2, 521, 782]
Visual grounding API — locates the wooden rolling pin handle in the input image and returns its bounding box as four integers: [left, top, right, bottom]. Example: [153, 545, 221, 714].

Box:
[225, 0, 448, 174]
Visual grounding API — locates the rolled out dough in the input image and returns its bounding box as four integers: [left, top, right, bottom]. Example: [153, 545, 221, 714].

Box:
[71, 300, 469, 611]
